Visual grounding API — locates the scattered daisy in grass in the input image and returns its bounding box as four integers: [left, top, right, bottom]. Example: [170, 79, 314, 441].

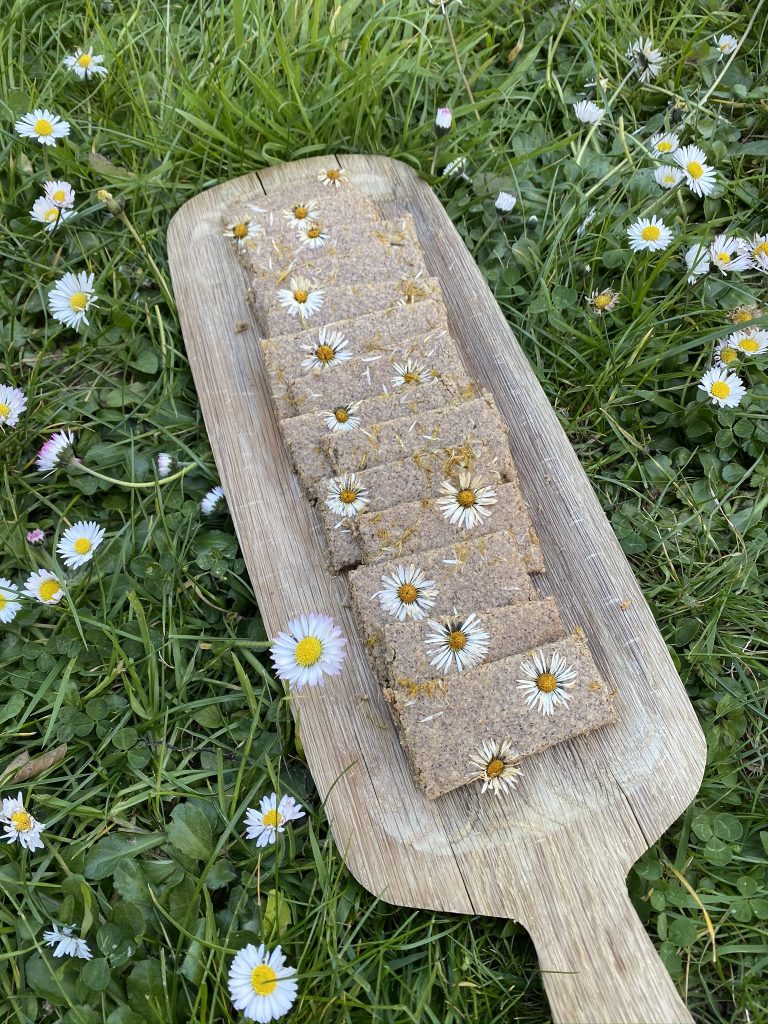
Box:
[588, 288, 620, 315]
[317, 167, 346, 188]
[270, 612, 347, 688]
[626, 37, 662, 82]
[517, 650, 577, 715]
[44, 180, 75, 209]
[374, 564, 438, 622]
[1, 793, 47, 850]
[0, 385, 27, 427]
[573, 100, 604, 124]
[48, 271, 97, 330]
[325, 473, 369, 517]
[728, 328, 768, 356]
[714, 33, 738, 58]
[710, 234, 751, 274]
[63, 49, 108, 79]
[467, 740, 522, 796]
[43, 924, 92, 960]
[648, 131, 680, 156]
[576, 207, 596, 238]
[297, 221, 329, 249]
[228, 943, 297, 1023]
[435, 107, 452, 135]
[436, 471, 497, 529]
[36, 429, 76, 474]
[323, 403, 361, 433]
[442, 155, 468, 178]
[201, 485, 226, 515]
[244, 793, 305, 847]
[156, 452, 174, 477]
[673, 145, 717, 197]
[714, 338, 741, 368]
[424, 612, 490, 672]
[26, 528, 45, 545]
[391, 358, 433, 388]
[730, 303, 764, 324]
[495, 191, 516, 213]
[627, 215, 672, 253]
[0, 579, 21, 624]
[745, 233, 768, 272]
[30, 196, 74, 231]
[14, 109, 70, 146]
[283, 200, 318, 228]
[698, 367, 746, 408]
[222, 218, 261, 248]
[685, 243, 711, 284]
[301, 328, 350, 370]
[654, 165, 683, 190]
[277, 276, 324, 319]
[57, 521, 105, 569]
[23, 569, 63, 606]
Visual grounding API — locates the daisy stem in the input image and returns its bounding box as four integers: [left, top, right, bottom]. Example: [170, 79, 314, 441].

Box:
[72, 461, 194, 489]
[575, 123, 599, 166]
[115, 210, 176, 310]
[441, 4, 481, 121]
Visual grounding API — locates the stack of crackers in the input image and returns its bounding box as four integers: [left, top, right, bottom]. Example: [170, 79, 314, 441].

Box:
[222, 166, 617, 800]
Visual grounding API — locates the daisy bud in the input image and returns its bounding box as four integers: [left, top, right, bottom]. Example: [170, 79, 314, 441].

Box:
[96, 189, 124, 216]
[36, 430, 76, 475]
[156, 452, 174, 478]
[26, 528, 46, 545]
[495, 191, 516, 214]
[201, 485, 226, 516]
[435, 107, 452, 136]
[525, 215, 539, 231]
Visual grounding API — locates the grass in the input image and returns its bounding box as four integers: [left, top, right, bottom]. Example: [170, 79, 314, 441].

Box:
[1, 0, 767, 1021]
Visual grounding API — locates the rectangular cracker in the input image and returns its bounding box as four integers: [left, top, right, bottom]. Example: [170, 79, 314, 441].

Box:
[382, 598, 565, 689]
[348, 531, 535, 680]
[384, 631, 618, 799]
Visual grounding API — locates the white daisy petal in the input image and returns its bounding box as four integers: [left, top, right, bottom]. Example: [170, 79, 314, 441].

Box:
[714, 34, 738, 58]
[223, 218, 262, 248]
[626, 37, 663, 82]
[43, 923, 93, 959]
[297, 221, 330, 248]
[746, 233, 768, 273]
[269, 612, 347, 689]
[494, 191, 516, 213]
[283, 200, 319, 228]
[648, 132, 680, 156]
[517, 649, 577, 715]
[573, 100, 604, 124]
[36, 430, 75, 474]
[30, 196, 74, 231]
[201, 485, 226, 515]
[424, 612, 490, 673]
[0, 385, 27, 428]
[43, 180, 75, 209]
[56, 520, 105, 569]
[588, 289, 620, 315]
[374, 564, 439, 622]
[0, 578, 22, 624]
[684, 243, 711, 284]
[727, 328, 768, 357]
[654, 165, 683, 190]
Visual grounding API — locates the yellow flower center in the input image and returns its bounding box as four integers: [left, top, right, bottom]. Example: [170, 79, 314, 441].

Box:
[686, 161, 704, 179]
[334, 407, 349, 423]
[34, 118, 53, 136]
[11, 810, 33, 831]
[74, 537, 92, 554]
[753, 242, 768, 258]
[325, 169, 341, 180]
[456, 488, 476, 508]
[0, 403, 10, 417]
[293, 289, 309, 303]
[716, 252, 730, 264]
[719, 346, 738, 364]
[486, 758, 505, 779]
[315, 344, 334, 363]
[447, 630, 467, 651]
[45, 208, 59, 222]
[641, 225, 661, 242]
[710, 381, 730, 399]
[732, 309, 754, 323]
[52, 189, 66, 202]
[397, 582, 418, 604]
[77, 53, 92, 67]
[233, 222, 248, 238]
[594, 292, 613, 310]
[293, 205, 308, 219]
[306, 225, 322, 238]
[0, 595, 6, 610]
[738, 337, 759, 353]
[401, 371, 420, 384]
[663, 174, 676, 183]
[339, 488, 357, 505]
[294, 635, 322, 667]
[536, 672, 558, 693]
[250, 964, 278, 996]
[39, 579, 61, 602]
[657, 140, 673, 153]
[69, 291, 88, 311]
[262, 809, 282, 828]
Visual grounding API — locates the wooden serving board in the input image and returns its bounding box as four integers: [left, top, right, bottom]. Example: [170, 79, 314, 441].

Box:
[167, 155, 707, 1024]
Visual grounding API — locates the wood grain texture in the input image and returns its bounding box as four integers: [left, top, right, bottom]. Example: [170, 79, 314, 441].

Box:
[167, 155, 707, 1024]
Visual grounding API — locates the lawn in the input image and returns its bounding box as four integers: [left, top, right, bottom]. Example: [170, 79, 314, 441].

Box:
[1, 0, 767, 1021]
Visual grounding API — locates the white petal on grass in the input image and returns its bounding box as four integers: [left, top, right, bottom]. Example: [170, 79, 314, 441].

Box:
[30, 196, 74, 231]
[648, 132, 680, 156]
[495, 191, 516, 213]
[727, 329, 768, 357]
[43, 180, 75, 209]
[626, 37, 663, 82]
[43, 924, 93, 959]
[714, 34, 738, 58]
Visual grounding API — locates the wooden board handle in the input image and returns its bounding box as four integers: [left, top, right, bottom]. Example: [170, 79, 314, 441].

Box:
[527, 873, 693, 1024]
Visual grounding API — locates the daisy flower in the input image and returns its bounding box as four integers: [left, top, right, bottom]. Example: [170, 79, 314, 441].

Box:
[698, 367, 746, 408]
[63, 49, 108, 79]
[573, 100, 604, 124]
[709, 234, 751, 275]
[517, 650, 577, 715]
[648, 132, 680, 156]
[729, 303, 764, 324]
[57, 521, 105, 569]
[297, 222, 329, 249]
[673, 145, 717, 198]
[436, 471, 497, 529]
[588, 288, 620, 315]
[0, 579, 21, 624]
[627, 215, 673, 253]
[300, 329, 351, 370]
[374, 564, 438, 622]
[14, 109, 70, 146]
[222, 219, 261, 248]
[228, 943, 297, 1023]
[317, 167, 347, 188]
[23, 570, 64, 606]
[43, 180, 75, 209]
[714, 34, 738, 58]
[283, 200, 319, 228]
[26, 528, 46, 545]
[43, 924, 92, 960]
[323, 403, 361, 432]
[0, 385, 27, 427]
[391, 359, 433, 388]
[495, 191, 516, 213]
[270, 612, 347, 689]
[467, 740, 522, 796]
[654, 165, 683, 190]
[435, 107, 452, 135]
[325, 474, 369, 517]
[243, 793, 305, 847]
[156, 452, 174, 477]
[684, 243, 711, 284]
[424, 612, 490, 673]
[30, 196, 74, 231]
[745, 233, 768, 273]
[442, 155, 468, 178]
[728, 328, 768, 357]
[48, 271, 97, 330]
[714, 338, 740, 368]
[1, 793, 46, 851]
[36, 429, 76, 474]
[277, 276, 324, 319]
[201, 485, 226, 515]
[626, 37, 663, 82]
